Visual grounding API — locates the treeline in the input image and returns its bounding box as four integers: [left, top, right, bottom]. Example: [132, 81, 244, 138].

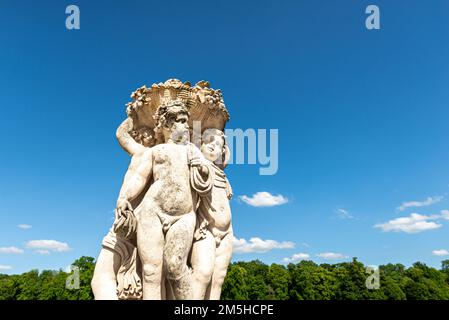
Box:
[0, 257, 95, 300]
[221, 259, 449, 300]
[1, 257, 449, 300]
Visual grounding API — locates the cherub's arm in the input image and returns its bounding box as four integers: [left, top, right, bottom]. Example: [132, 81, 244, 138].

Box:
[117, 148, 153, 208]
[188, 142, 210, 178]
[116, 117, 146, 156]
[113, 146, 152, 239]
[225, 177, 233, 200]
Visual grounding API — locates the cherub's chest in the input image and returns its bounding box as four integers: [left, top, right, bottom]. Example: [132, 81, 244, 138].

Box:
[153, 144, 188, 167]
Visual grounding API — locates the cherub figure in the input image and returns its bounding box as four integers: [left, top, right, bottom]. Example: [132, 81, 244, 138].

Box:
[91, 117, 146, 300]
[190, 128, 233, 300]
[93, 101, 211, 300]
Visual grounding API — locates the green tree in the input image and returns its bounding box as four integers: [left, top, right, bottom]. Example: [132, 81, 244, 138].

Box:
[15, 270, 41, 300]
[238, 260, 269, 299]
[288, 260, 337, 300]
[404, 262, 449, 300]
[441, 260, 449, 285]
[0, 274, 19, 300]
[266, 264, 290, 300]
[221, 264, 249, 300]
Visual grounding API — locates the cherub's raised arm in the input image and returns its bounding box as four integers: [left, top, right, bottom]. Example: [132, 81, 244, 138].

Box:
[117, 148, 153, 206]
[116, 117, 146, 156]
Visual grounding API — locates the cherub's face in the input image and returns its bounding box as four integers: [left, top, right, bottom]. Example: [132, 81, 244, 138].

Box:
[201, 134, 224, 163]
[168, 113, 190, 143]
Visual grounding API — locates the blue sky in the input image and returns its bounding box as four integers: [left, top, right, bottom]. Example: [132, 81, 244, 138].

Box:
[1, 0, 449, 274]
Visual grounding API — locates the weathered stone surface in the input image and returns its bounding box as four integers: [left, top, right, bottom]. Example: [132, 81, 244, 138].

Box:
[91, 79, 234, 300]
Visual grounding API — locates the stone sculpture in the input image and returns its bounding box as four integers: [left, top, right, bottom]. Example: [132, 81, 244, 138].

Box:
[91, 79, 233, 300]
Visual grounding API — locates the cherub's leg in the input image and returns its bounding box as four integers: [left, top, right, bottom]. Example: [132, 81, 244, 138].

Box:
[137, 204, 164, 300]
[164, 212, 196, 300]
[190, 230, 216, 299]
[207, 230, 233, 300]
[165, 277, 175, 300]
[161, 264, 175, 299]
[161, 273, 166, 299]
[91, 247, 120, 300]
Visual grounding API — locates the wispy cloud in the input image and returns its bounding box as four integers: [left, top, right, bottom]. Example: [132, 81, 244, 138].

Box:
[374, 211, 449, 234]
[317, 252, 349, 260]
[336, 208, 354, 220]
[0, 265, 12, 271]
[25, 240, 71, 253]
[432, 249, 449, 256]
[239, 192, 288, 207]
[17, 224, 32, 229]
[0, 246, 24, 254]
[397, 196, 443, 212]
[233, 237, 294, 253]
[283, 253, 310, 263]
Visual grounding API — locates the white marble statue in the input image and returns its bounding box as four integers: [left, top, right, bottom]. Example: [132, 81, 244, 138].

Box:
[91, 79, 233, 300]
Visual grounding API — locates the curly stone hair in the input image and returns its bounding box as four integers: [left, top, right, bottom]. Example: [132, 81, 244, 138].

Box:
[153, 99, 190, 143]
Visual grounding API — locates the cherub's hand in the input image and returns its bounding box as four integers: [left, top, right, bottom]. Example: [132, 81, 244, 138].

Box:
[191, 158, 210, 178]
[116, 198, 132, 214]
[189, 157, 202, 167]
[114, 198, 137, 240]
[199, 164, 209, 177]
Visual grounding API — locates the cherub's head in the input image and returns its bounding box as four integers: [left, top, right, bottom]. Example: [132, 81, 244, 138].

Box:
[154, 100, 190, 144]
[200, 129, 230, 168]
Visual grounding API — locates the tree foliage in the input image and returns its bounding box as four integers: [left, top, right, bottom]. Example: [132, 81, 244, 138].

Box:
[1, 257, 449, 300]
[0, 256, 95, 300]
[221, 258, 449, 300]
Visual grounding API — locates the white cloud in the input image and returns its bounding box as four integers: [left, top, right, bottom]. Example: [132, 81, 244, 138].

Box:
[283, 253, 310, 263]
[0, 265, 12, 271]
[0, 246, 24, 254]
[233, 237, 294, 254]
[17, 224, 32, 229]
[25, 240, 71, 253]
[374, 213, 442, 234]
[317, 252, 349, 260]
[239, 192, 288, 207]
[336, 208, 354, 220]
[397, 196, 443, 212]
[432, 249, 449, 256]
